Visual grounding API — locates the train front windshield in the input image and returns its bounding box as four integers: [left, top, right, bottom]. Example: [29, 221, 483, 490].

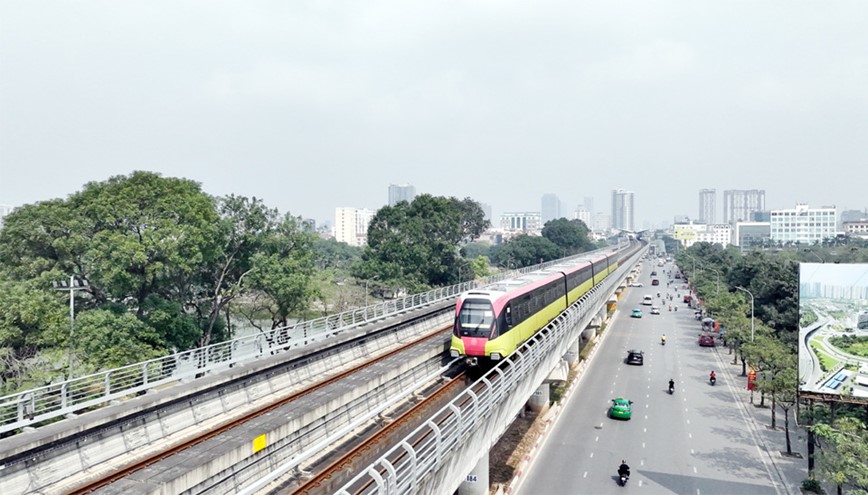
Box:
[455, 299, 496, 338]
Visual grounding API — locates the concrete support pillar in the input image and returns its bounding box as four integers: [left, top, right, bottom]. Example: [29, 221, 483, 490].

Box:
[457, 451, 489, 495]
[581, 325, 596, 342]
[564, 337, 580, 365]
[528, 382, 550, 413]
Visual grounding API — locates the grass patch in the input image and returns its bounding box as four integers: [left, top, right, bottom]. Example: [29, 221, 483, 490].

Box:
[810, 341, 839, 372]
[828, 335, 868, 358]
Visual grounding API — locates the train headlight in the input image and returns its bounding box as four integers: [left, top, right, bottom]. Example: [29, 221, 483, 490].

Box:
[490, 352, 502, 361]
[450, 349, 460, 358]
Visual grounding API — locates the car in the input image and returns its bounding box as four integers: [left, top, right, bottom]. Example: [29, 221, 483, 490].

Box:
[675, 273, 682, 279]
[610, 397, 633, 419]
[629, 282, 644, 287]
[650, 271, 657, 276]
[626, 349, 644, 365]
[651, 279, 660, 286]
[642, 295, 653, 305]
[631, 309, 643, 318]
[650, 306, 660, 315]
[698, 334, 715, 347]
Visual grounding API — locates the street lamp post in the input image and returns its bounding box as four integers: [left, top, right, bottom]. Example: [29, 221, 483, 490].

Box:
[707, 267, 721, 294]
[52, 275, 89, 378]
[735, 286, 755, 342]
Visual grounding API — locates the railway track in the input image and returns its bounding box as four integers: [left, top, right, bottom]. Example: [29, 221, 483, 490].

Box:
[65, 324, 454, 494]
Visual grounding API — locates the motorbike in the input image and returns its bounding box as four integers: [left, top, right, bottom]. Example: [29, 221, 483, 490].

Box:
[668, 383, 675, 394]
[618, 471, 630, 486]
[710, 375, 716, 386]
[674, 306, 678, 312]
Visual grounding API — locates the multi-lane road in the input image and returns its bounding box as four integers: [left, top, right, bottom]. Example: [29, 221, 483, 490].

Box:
[516, 260, 783, 495]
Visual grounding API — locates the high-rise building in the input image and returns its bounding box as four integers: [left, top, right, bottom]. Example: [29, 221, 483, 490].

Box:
[334, 207, 376, 247]
[699, 189, 716, 224]
[769, 203, 836, 244]
[574, 206, 591, 228]
[583, 196, 594, 215]
[388, 184, 416, 206]
[593, 212, 611, 232]
[479, 203, 492, 224]
[0, 204, 13, 229]
[541, 193, 561, 224]
[611, 189, 635, 232]
[723, 190, 766, 224]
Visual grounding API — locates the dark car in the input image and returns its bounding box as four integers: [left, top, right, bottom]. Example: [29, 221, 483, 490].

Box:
[650, 271, 657, 276]
[651, 279, 660, 286]
[698, 334, 715, 347]
[626, 349, 644, 365]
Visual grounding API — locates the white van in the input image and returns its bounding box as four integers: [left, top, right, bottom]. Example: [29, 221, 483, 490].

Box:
[642, 295, 653, 306]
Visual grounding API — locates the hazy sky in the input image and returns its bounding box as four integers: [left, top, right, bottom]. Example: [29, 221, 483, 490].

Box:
[2, 1, 867, 227]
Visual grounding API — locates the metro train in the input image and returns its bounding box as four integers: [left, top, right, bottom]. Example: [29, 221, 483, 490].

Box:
[450, 243, 640, 365]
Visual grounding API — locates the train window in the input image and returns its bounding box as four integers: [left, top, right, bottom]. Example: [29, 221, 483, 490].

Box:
[505, 305, 513, 326]
[457, 300, 497, 338]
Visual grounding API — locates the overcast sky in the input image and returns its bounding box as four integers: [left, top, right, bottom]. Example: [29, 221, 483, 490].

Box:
[2, 1, 867, 227]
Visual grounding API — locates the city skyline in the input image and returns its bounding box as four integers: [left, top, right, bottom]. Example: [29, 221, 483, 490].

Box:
[3, 3, 868, 228]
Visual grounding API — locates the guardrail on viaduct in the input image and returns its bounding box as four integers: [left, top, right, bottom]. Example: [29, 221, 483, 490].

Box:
[0, 248, 620, 436]
[334, 247, 643, 495]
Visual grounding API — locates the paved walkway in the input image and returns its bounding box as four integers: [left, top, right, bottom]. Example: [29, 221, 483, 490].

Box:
[718, 349, 813, 495]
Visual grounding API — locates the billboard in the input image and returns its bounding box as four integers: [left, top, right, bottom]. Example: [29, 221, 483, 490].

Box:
[799, 263, 868, 396]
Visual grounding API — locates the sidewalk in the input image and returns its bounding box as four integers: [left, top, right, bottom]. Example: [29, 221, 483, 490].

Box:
[719, 350, 810, 495]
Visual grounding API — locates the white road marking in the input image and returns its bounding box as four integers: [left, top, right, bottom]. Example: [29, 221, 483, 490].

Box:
[589, 452, 594, 458]
[643, 428, 647, 433]
[642, 442, 646, 448]
[691, 449, 695, 454]
[583, 472, 588, 478]
[595, 436, 599, 442]
[644, 415, 648, 419]
[645, 404, 649, 408]
[640, 459, 645, 466]
[689, 433, 693, 439]
[639, 480, 644, 487]
[687, 419, 690, 424]
[694, 466, 698, 473]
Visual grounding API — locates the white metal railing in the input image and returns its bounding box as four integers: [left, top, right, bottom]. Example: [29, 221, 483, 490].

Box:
[0, 248, 620, 436]
[334, 247, 641, 495]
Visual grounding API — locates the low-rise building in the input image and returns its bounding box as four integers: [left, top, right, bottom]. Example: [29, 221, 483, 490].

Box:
[732, 221, 771, 250]
[673, 222, 732, 248]
[770, 203, 836, 244]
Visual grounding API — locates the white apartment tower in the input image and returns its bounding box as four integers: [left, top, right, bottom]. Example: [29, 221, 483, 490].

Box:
[334, 207, 376, 247]
[388, 184, 416, 206]
[723, 189, 766, 224]
[611, 189, 635, 232]
[699, 189, 716, 224]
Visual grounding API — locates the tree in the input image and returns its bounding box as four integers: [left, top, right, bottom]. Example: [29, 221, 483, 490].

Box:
[775, 367, 799, 456]
[541, 218, 595, 254]
[355, 195, 489, 289]
[247, 213, 319, 329]
[491, 235, 561, 268]
[0, 278, 67, 393]
[814, 417, 868, 495]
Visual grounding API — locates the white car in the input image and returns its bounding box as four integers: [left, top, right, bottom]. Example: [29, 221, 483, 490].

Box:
[629, 282, 644, 287]
[650, 306, 661, 315]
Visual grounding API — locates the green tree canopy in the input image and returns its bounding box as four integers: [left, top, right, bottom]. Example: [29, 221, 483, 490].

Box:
[491, 235, 561, 268]
[353, 195, 489, 289]
[541, 218, 595, 254]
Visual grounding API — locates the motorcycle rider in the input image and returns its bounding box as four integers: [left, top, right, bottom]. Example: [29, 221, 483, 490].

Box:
[710, 371, 717, 384]
[668, 378, 675, 393]
[661, 334, 666, 345]
[618, 459, 630, 480]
